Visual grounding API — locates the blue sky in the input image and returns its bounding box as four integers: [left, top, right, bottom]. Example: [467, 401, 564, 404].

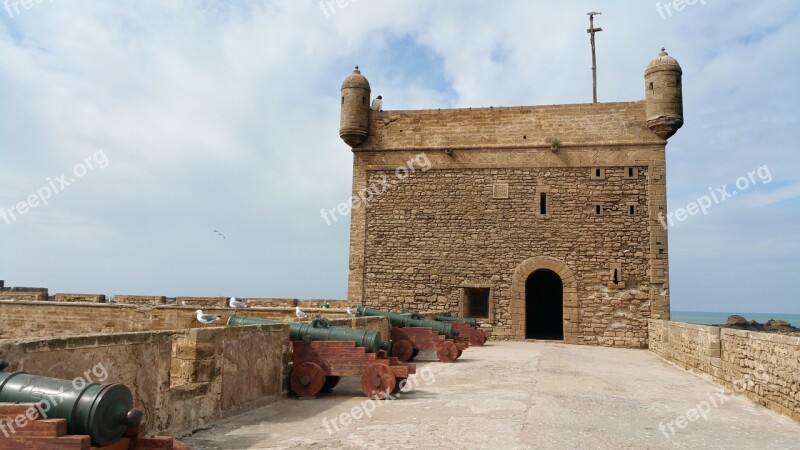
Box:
[1, 1, 798, 314]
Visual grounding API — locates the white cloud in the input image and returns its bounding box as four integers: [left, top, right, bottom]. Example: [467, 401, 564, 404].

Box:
[0, 1, 798, 313]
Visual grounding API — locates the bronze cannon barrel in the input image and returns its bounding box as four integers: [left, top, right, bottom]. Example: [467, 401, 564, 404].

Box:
[434, 313, 479, 327]
[227, 315, 391, 353]
[356, 306, 458, 338]
[0, 371, 142, 446]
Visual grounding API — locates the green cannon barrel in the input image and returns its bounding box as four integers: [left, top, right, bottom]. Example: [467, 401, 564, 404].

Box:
[0, 372, 143, 446]
[227, 315, 391, 353]
[434, 313, 478, 327]
[356, 306, 458, 338]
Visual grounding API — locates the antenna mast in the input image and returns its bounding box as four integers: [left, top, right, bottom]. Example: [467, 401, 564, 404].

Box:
[587, 12, 603, 103]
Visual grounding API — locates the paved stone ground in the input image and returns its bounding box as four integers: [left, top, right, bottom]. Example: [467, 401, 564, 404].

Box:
[184, 342, 800, 449]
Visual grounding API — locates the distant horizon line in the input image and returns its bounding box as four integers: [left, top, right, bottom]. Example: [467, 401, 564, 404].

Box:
[672, 310, 799, 316]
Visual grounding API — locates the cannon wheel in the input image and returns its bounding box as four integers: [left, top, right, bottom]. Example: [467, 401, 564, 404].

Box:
[411, 349, 419, 359]
[392, 377, 408, 394]
[435, 341, 459, 363]
[321, 376, 341, 393]
[471, 329, 487, 346]
[360, 363, 396, 399]
[290, 362, 326, 397]
[391, 339, 414, 362]
[457, 349, 463, 359]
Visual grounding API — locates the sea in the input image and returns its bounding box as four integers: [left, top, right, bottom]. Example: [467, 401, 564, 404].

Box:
[671, 311, 800, 328]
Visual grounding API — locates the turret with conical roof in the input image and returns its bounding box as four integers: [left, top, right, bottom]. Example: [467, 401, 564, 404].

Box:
[644, 48, 684, 140]
[339, 66, 372, 147]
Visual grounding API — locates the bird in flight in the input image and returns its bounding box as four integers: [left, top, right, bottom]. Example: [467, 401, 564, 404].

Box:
[196, 310, 222, 324]
[295, 306, 307, 319]
[229, 297, 248, 308]
[213, 229, 226, 239]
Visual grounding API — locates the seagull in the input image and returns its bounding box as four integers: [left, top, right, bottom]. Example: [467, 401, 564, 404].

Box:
[196, 310, 222, 324]
[346, 307, 358, 316]
[181, 300, 190, 306]
[229, 297, 248, 308]
[295, 306, 307, 319]
[370, 95, 383, 111]
[213, 229, 226, 239]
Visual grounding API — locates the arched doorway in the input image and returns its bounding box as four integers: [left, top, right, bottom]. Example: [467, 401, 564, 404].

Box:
[525, 269, 563, 340]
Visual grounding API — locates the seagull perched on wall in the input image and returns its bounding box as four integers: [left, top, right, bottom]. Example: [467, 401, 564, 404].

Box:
[295, 306, 307, 319]
[346, 307, 358, 316]
[196, 310, 222, 324]
[229, 297, 248, 308]
[213, 229, 226, 239]
[370, 95, 383, 111]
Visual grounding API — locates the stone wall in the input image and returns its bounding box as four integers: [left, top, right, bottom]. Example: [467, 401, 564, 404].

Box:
[649, 319, 800, 423]
[54, 293, 105, 303]
[0, 300, 354, 340]
[115, 295, 167, 305]
[360, 102, 664, 149]
[0, 324, 289, 435]
[0, 290, 46, 302]
[355, 161, 663, 347]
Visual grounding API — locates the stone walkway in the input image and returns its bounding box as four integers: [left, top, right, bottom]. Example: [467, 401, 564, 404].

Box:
[184, 341, 800, 449]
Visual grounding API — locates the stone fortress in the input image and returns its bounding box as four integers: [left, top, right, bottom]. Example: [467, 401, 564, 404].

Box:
[340, 49, 684, 347]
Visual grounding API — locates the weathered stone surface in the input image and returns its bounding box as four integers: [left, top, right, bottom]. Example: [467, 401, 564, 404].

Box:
[650, 319, 800, 423]
[0, 324, 290, 436]
[184, 341, 800, 449]
[0, 300, 353, 340]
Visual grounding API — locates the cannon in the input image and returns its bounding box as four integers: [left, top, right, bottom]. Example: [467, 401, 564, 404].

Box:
[356, 306, 457, 338]
[356, 307, 468, 363]
[228, 315, 414, 399]
[435, 313, 489, 346]
[0, 372, 143, 446]
[434, 313, 477, 327]
[228, 315, 390, 354]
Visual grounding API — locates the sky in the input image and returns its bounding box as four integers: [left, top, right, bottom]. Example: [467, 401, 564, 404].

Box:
[0, 1, 798, 314]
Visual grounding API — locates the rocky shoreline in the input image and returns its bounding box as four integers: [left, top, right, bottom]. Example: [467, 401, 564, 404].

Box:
[716, 315, 800, 336]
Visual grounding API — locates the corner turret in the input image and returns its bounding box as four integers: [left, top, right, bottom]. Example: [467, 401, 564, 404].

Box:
[339, 66, 372, 147]
[645, 48, 684, 139]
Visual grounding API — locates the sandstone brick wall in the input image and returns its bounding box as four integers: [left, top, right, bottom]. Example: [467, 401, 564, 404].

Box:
[0, 301, 355, 339]
[347, 101, 670, 347]
[0, 301, 376, 339]
[649, 320, 800, 423]
[361, 102, 663, 149]
[358, 164, 657, 347]
[53, 293, 106, 303]
[0, 290, 47, 302]
[0, 324, 289, 436]
[115, 295, 167, 305]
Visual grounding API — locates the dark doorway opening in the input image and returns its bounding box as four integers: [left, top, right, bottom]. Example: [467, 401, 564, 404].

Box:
[525, 269, 563, 339]
[464, 288, 490, 318]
